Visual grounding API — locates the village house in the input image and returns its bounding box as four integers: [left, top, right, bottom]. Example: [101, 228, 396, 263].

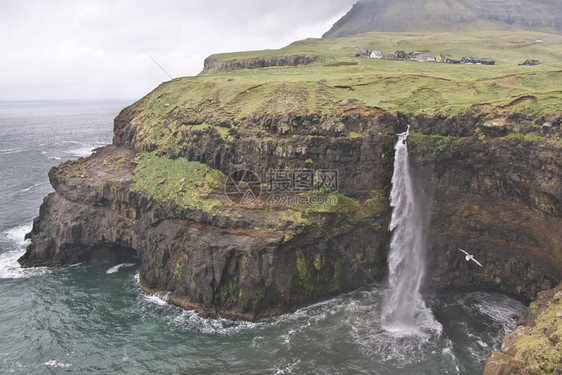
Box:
[394, 50, 407, 60]
[519, 59, 541, 66]
[461, 56, 481, 64]
[353, 46, 497, 66]
[408, 51, 423, 60]
[416, 54, 435, 62]
[355, 50, 373, 57]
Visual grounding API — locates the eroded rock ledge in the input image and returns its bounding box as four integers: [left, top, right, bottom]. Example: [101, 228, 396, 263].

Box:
[20, 144, 389, 321]
[484, 282, 562, 375]
[201, 55, 318, 74]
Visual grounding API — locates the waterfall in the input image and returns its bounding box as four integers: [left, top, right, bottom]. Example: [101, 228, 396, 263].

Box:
[382, 126, 429, 333]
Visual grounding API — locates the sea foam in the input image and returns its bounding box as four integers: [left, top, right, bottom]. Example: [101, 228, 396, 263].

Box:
[106, 263, 136, 274]
[44, 360, 72, 369]
[0, 223, 49, 279]
[1, 223, 32, 245]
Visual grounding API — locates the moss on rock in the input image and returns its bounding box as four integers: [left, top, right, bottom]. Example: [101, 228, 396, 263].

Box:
[484, 283, 562, 375]
[130, 152, 225, 212]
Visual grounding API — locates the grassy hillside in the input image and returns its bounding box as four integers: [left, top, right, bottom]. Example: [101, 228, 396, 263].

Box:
[121, 31, 561, 219]
[141, 31, 559, 116]
[208, 31, 562, 65]
[123, 31, 562, 154]
[122, 32, 562, 161]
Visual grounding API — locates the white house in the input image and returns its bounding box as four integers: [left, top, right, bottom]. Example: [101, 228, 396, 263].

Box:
[369, 50, 383, 59]
[416, 54, 436, 62]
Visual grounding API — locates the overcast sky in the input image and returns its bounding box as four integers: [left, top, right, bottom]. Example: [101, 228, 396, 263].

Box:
[0, 0, 355, 101]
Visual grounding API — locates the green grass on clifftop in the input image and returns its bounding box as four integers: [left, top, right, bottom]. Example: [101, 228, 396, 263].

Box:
[131, 152, 225, 212]
[122, 31, 562, 158]
[130, 31, 561, 126]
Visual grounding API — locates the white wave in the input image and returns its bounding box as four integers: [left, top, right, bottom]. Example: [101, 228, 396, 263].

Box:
[478, 340, 489, 348]
[17, 183, 41, 194]
[175, 310, 262, 336]
[250, 335, 264, 349]
[44, 360, 71, 369]
[274, 359, 301, 374]
[0, 250, 50, 279]
[442, 340, 461, 373]
[162, 287, 354, 337]
[143, 292, 171, 306]
[281, 328, 296, 345]
[0, 148, 23, 155]
[1, 223, 32, 245]
[64, 146, 95, 158]
[475, 295, 524, 323]
[0, 223, 50, 279]
[106, 263, 136, 274]
[464, 292, 525, 333]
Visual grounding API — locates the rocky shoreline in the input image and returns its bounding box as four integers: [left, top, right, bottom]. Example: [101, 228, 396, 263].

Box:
[484, 282, 562, 375]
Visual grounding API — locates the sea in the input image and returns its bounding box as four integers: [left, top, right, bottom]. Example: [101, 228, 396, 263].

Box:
[0, 101, 526, 374]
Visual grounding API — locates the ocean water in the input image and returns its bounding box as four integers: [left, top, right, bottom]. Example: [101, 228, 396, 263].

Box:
[0, 101, 526, 374]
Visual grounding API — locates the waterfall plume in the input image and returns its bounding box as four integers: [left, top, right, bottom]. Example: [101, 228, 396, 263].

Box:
[382, 126, 436, 334]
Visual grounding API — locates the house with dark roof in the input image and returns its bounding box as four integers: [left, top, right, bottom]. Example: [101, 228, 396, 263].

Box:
[394, 50, 407, 60]
[519, 59, 541, 66]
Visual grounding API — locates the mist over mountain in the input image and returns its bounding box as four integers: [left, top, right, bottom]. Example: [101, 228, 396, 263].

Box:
[323, 0, 562, 38]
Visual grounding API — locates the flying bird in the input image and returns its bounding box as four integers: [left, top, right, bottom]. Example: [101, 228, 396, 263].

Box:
[458, 248, 483, 267]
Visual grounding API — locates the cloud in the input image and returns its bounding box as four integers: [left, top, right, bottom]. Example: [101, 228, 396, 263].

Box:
[0, 0, 355, 101]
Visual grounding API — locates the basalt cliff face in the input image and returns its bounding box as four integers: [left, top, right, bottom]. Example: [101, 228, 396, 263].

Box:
[202, 55, 318, 74]
[19, 82, 561, 320]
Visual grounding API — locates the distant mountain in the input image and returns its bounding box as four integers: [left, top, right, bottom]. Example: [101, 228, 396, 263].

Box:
[323, 0, 562, 38]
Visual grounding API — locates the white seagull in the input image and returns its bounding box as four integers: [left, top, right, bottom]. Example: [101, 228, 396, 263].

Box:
[458, 248, 483, 267]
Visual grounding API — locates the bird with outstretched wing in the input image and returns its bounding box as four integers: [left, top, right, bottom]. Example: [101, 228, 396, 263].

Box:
[458, 248, 483, 267]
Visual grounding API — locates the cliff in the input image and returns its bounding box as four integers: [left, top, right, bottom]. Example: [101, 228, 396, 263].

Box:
[323, 0, 562, 38]
[484, 282, 562, 375]
[19, 102, 561, 319]
[202, 55, 318, 74]
[20, 32, 562, 323]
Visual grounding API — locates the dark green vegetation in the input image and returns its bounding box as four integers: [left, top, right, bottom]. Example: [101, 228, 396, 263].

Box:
[323, 0, 562, 38]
